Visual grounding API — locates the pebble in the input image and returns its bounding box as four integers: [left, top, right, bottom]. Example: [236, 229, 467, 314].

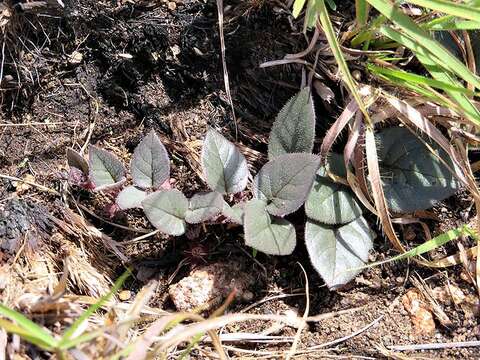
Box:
[169, 261, 254, 312]
[119, 290, 132, 301]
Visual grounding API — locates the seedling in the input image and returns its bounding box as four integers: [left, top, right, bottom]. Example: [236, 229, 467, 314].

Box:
[67, 86, 460, 290]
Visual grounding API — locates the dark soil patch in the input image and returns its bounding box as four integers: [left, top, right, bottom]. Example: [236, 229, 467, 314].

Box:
[1, 0, 479, 358]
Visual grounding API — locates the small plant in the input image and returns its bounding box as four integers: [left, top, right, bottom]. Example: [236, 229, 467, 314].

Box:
[67, 85, 461, 289]
[67, 89, 321, 254]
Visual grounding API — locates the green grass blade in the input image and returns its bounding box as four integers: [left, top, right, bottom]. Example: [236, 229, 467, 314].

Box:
[422, 16, 480, 30]
[59, 268, 131, 346]
[349, 225, 468, 272]
[380, 26, 480, 125]
[0, 304, 57, 348]
[371, 68, 455, 107]
[179, 333, 203, 360]
[367, 63, 477, 95]
[355, 0, 369, 26]
[0, 319, 56, 351]
[408, 0, 480, 22]
[317, 0, 372, 124]
[366, 0, 480, 90]
[325, 0, 336, 10]
[292, 0, 307, 18]
[351, 14, 386, 47]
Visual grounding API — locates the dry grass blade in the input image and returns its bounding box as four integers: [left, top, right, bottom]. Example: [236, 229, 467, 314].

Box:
[286, 263, 310, 360]
[320, 98, 358, 161]
[343, 112, 377, 214]
[364, 127, 407, 254]
[216, 0, 237, 138]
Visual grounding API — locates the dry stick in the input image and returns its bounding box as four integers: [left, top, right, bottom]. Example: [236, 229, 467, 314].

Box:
[76, 202, 151, 234]
[216, 0, 237, 139]
[310, 314, 385, 350]
[0, 122, 63, 127]
[240, 293, 305, 313]
[0, 174, 60, 195]
[121, 230, 160, 245]
[388, 340, 480, 352]
[284, 26, 321, 60]
[0, 35, 5, 89]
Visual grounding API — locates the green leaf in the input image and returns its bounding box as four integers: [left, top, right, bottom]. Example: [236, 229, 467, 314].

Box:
[0, 304, 57, 349]
[116, 186, 147, 210]
[376, 127, 459, 213]
[131, 130, 170, 190]
[305, 176, 362, 225]
[185, 192, 224, 224]
[221, 201, 244, 225]
[244, 199, 296, 256]
[201, 128, 249, 194]
[305, 216, 374, 289]
[253, 153, 320, 216]
[142, 189, 188, 236]
[67, 148, 89, 174]
[88, 146, 126, 191]
[268, 87, 316, 159]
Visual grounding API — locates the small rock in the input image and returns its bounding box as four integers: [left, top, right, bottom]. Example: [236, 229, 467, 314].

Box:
[402, 289, 436, 335]
[167, 2, 176, 11]
[169, 261, 254, 312]
[119, 290, 132, 301]
[68, 50, 83, 64]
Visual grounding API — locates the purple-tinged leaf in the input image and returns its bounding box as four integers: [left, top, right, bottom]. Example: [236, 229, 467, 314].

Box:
[131, 130, 170, 189]
[67, 148, 89, 174]
[88, 146, 126, 191]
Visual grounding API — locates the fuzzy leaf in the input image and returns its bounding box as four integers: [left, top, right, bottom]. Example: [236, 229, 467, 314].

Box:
[142, 189, 188, 236]
[67, 148, 89, 174]
[318, 152, 347, 179]
[88, 146, 126, 191]
[116, 186, 147, 210]
[244, 199, 296, 255]
[268, 87, 316, 159]
[305, 176, 362, 225]
[201, 128, 249, 194]
[185, 192, 224, 224]
[222, 201, 244, 225]
[377, 127, 459, 212]
[253, 153, 320, 216]
[305, 216, 374, 289]
[131, 130, 170, 189]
